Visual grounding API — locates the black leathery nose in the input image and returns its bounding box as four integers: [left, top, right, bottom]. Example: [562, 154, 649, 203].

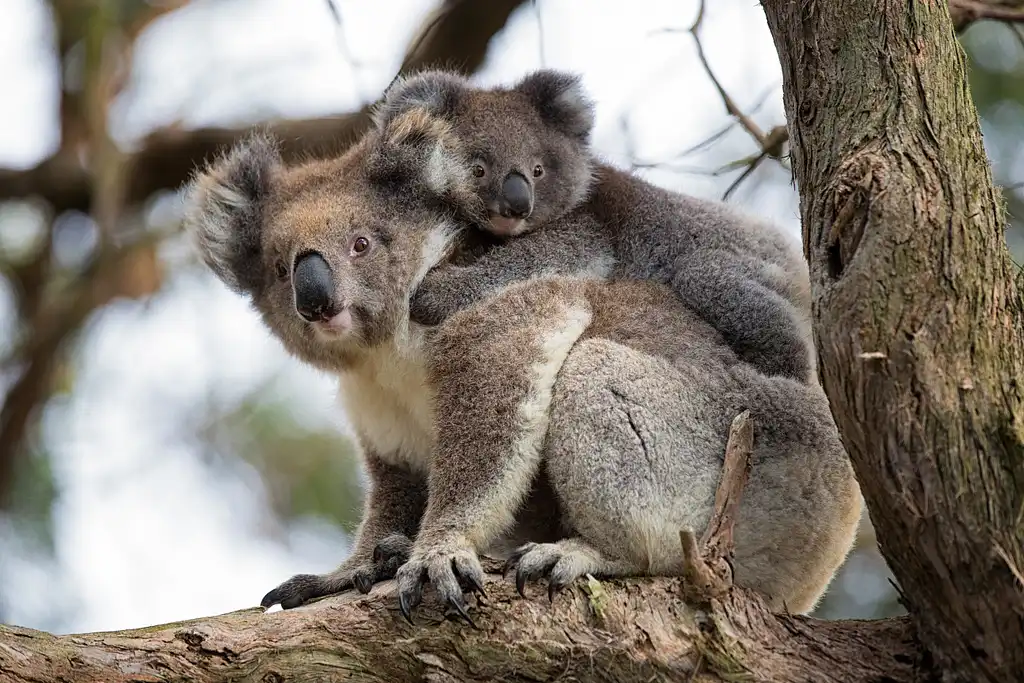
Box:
[293, 252, 334, 322]
[501, 172, 532, 218]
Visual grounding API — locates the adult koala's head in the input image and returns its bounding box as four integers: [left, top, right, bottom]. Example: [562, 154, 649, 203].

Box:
[373, 69, 597, 238]
[182, 110, 485, 371]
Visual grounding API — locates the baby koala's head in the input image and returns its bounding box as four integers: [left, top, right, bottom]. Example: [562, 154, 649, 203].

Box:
[182, 111, 484, 371]
[373, 69, 597, 238]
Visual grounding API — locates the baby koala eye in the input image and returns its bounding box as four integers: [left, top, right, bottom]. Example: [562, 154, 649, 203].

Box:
[532, 164, 544, 178]
[351, 236, 370, 256]
[472, 164, 486, 178]
[275, 260, 288, 280]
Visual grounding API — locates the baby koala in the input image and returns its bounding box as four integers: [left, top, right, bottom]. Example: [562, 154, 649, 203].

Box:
[183, 109, 860, 623]
[373, 69, 816, 384]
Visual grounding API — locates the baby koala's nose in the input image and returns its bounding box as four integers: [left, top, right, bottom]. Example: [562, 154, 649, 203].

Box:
[500, 172, 532, 219]
[293, 251, 335, 322]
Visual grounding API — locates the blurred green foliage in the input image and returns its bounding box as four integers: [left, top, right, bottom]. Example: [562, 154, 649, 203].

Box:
[197, 386, 365, 534]
[962, 22, 1024, 260]
[5, 428, 59, 554]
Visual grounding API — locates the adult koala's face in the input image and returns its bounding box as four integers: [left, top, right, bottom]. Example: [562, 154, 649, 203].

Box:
[182, 114, 484, 371]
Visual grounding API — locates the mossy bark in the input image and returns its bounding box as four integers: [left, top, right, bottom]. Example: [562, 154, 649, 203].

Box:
[762, 1, 1024, 681]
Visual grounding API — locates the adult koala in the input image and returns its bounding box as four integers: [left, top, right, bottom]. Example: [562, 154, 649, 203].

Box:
[182, 108, 861, 623]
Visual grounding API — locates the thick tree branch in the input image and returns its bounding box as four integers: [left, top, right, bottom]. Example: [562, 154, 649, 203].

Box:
[0, 559, 920, 683]
[762, 1, 1024, 681]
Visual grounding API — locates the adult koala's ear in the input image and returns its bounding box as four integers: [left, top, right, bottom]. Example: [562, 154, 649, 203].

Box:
[183, 131, 281, 295]
[368, 107, 482, 220]
[515, 69, 596, 142]
[372, 70, 469, 130]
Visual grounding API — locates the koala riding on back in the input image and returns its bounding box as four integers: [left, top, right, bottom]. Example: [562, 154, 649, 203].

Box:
[375, 69, 816, 384]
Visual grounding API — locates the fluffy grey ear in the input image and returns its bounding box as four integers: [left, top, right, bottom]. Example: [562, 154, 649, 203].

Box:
[515, 69, 595, 142]
[372, 70, 469, 131]
[182, 131, 281, 295]
[369, 108, 483, 222]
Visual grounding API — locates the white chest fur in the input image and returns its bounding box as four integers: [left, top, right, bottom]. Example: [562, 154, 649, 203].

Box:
[336, 332, 436, 472]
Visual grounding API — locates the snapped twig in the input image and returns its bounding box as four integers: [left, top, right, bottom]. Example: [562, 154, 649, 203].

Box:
[680, 410, 754, 603]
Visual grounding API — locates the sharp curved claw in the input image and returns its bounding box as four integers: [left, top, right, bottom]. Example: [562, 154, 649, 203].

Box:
[467, 573, 487, 598]
[502, 557, 517, 577]
[353, 572, 373, 595]
[548, 581, 562, 603]
[260, 590, 279, 609]
[447, 596, 477, 629]
[372, 545, 383, 564]
[398, 591, 415, 625]
[515, 570, 528, 599]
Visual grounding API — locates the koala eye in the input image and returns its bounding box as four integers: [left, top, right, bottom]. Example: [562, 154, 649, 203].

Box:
[351, 236, 370, 256]
[275, 261, 288, 280]
[472, 164, 486, 178]
[533, 164, 544, 178]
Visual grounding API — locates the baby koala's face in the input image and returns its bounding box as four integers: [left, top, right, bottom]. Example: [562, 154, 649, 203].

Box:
[374, 69, 598, 239]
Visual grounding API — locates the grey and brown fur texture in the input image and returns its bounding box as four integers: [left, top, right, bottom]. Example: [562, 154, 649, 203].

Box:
[373, 69, 817, 384]
[182, 109, 861, 620]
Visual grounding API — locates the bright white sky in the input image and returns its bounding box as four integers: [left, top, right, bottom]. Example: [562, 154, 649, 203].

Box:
[0, 0, 816, 633]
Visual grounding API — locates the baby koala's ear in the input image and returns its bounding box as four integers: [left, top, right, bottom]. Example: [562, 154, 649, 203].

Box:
[372, 69, 469, 131]
[515, 69, 596, 142]
[182, 131, 281, 295]
[368, 107, 482, 220]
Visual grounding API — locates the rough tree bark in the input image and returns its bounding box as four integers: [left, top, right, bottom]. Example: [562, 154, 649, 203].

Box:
[762, 1, 1024, 681]
[0, 563, 920, 683]
[2, 1, 1021, 682]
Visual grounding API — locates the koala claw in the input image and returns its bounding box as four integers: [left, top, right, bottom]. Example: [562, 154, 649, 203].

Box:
[394, 539, 484, 627]
[398, 581, 421, 625]
[503, 541, 585, 602]
[262, 538, 412, 609]
[260, 573, 333, 610]
[352, 572, 374, 595]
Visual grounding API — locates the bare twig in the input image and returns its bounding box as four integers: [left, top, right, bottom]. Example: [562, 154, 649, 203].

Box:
[648, 0, 791, 199]
[680, 411, 755, 604]
[629, 83, 779, 172]
[689, 2, 768, 146]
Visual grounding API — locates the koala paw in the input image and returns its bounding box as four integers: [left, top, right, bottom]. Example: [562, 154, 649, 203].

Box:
[261, 539, 411, 610]
[503, 541, 602, 602]
[394, 537, 486, 627]
[372, 532, 414, 567]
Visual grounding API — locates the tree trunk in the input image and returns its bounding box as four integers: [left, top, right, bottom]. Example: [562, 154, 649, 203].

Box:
[761, 1, 1024, 681]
